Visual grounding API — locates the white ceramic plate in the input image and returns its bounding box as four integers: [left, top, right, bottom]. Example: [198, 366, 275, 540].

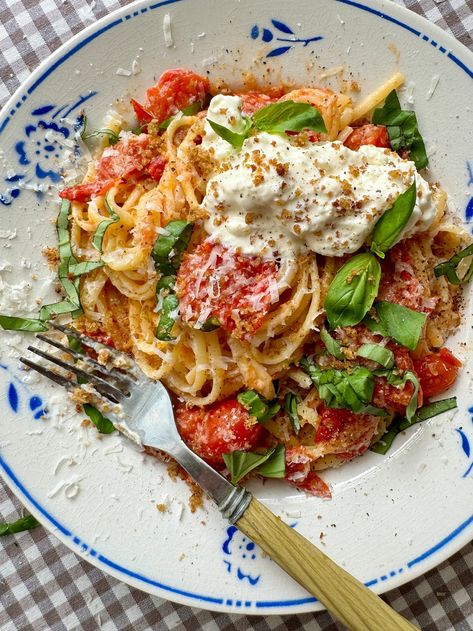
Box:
[1, 0, 472, 615]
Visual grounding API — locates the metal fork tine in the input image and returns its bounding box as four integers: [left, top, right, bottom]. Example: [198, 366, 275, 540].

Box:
[26, 345, 124, 403]
[36, 333, 133, 390]
[20, 356, 78, 392]
[48, 321, 140, 379]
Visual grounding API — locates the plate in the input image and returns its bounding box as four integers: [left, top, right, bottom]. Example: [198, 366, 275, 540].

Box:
[0, 0, 472, 615]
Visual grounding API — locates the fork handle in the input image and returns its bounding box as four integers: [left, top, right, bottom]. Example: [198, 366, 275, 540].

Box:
[236, 498, 419, 631]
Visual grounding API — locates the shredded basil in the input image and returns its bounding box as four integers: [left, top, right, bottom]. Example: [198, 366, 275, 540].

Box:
[237, 390, 280, 423]
[252, 100, 327, 134]
[152, 221, 194, 277]
[79, 114, 119, 145]
[0, 315, 47, 332]
[40, 200, 83, 320]
[300, 357, 375, 414]
[83, 403, 115, 434]
[357, 343, 394, 369]
[222, 444, 285, 485]
[371, 396, 457, 455]
[324, 252, 381, 329]
[284, 393, 301, 433]
[434, 243, 473, 286]
[92, 193, 120, 253]
[375, 301, 426, 351]
[0, 514, 41, 536]
[320, 327, 345, 360]
[152, 220, 193, 341]
[370, 182, 417, 259]
[156, 294, 179, 341]
[372, 90, 428, 170]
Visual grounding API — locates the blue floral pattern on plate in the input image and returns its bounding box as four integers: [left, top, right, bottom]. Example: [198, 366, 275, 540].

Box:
[250, 19, 323, 57]
[0, 92, 96, 206]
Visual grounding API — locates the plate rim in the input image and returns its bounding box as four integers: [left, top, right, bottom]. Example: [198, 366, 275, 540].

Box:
[0, 0, 472, 615]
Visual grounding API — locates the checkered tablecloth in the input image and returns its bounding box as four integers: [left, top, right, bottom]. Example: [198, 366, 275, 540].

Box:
[1, 1, 472, 629]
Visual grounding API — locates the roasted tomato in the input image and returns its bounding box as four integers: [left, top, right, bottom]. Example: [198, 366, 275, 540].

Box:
[60, 134, 164, 202]
[379, 242, 435, 314]
[239, 89, 283, 115]
[373, 344, 423, 414]
[176, 240, 278, 340]
[285, 447, 331, 499]
[344, 124, 390, 151]
[132, 69, 209, 125]
[175, 398, 263, 466]
[413, 348, 461, 398]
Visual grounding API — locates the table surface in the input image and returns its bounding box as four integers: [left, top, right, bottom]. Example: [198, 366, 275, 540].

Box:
[1, 0, 472, 629]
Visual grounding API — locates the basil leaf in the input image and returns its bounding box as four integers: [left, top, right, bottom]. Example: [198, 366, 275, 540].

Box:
[253, 100, 327, 134]
[68, 335, 85, 354]
[159, 102, 203, 130]
[40, 200, 83, 320]
[362, 314, 389, 337]
[434, 243, 473, 286]
[371, 396, 457, 455]
[320, 327, 345, 360]
[157, 274, 176, 292]
[69, 260, 104, 275]
[375, 301, 426, 351]
[0, 514, 40, 536]
[370, 181, 416, 259]
[300, 358, 374, 413]
[0, 315, 47, 332]
[399, 395, 457, 430]
[324, 253, 381, 329]
[208, 116, 253, 149]
[284, 393, 301, 433]
[403, 371, 420, 422]
[201, 316, 221, 332]
[256, 444, 286, 478]
[372, 90, 428, 170]
[79, 114, 119, 145]
[357, 343, 394, 368]
[83, 403, 115, 434]
[156, 293, 179, 341]
[370, 421, 402, 455]
[237, 390, 280, 423]
[152, 220, 194, 277]
[92, 193, 120, 253]
[222, 444, 285, 484]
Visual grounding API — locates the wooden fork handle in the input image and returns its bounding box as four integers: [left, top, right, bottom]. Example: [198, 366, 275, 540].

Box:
[236, 498, 419, 631]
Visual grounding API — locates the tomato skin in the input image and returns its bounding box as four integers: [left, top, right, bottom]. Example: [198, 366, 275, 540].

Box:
[285, 447, 331, 498]
[134, 69, 209, 124]
[413, 348, 461, 398]
[373, 344, 423, 414]
[147, 155, 167, 181]
[379, 242, 434, 314]
[175, 398, 263, 466]
[315, 407, 357, 443]
[60, 134, 161, 202]
[59, 180, 113, 202]
[344, 124, 390, 151]
[131, 98, 153, 125]
[176, 240, 277, 340]
[239, 90, 281, 115]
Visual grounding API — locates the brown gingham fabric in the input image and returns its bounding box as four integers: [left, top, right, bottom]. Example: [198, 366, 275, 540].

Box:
[0, 1, 472, 629]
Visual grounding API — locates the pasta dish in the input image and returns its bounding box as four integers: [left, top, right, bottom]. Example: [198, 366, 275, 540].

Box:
[3, 68, 470, 498]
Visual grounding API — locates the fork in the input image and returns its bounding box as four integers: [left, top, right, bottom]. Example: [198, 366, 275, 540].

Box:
[20, 323, 419, 631]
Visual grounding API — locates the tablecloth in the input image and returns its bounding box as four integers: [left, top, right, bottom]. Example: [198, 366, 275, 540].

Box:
[1, 0, 472, 629]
